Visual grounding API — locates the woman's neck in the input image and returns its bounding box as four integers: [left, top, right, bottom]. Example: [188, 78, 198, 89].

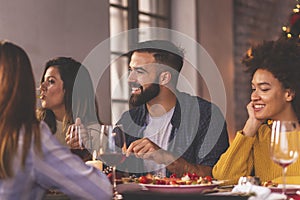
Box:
[273, 105, 298, 122]
[52, 107, 66, 122]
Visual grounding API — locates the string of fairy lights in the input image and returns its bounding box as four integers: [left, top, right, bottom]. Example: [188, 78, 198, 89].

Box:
[282, 0, 300, 39]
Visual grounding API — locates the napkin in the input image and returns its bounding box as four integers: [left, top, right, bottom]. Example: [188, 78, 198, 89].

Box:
[232, 182, 286, 200]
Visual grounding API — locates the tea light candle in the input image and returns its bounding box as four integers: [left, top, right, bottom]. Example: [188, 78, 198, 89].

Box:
[85, 150, 103, 171]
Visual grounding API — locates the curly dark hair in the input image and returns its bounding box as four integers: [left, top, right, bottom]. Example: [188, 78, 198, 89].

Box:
[242, 39, 300, 120]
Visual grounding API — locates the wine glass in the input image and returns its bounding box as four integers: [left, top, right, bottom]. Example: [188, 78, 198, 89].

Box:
[35, 82, 42, 107]
[97, 124, 126, 200]
[35, 81, 41, 98]
[69, 124, 83, 149]
[270, 120, 299, 195]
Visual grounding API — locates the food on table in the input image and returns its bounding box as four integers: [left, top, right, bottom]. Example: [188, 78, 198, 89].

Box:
[135, 173, 214, 185]
[261, 180, 278, 187]
[238, 176, 279, 188]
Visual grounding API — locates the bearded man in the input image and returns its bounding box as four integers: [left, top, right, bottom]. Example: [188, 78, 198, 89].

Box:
[117, 40, 229, 178]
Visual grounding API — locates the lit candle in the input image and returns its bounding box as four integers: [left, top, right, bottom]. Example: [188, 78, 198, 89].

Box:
[85, 150, 103, 171]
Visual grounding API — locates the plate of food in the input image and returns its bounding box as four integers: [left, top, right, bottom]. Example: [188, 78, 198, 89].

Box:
[262, 180, 300, 194]
[140, 182, 221, 193]
[136, 173, 222, 193]
[268, 184, 300, 194]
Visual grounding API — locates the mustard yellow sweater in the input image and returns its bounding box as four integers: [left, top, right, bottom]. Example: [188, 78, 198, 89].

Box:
[212, 124, 300, 185]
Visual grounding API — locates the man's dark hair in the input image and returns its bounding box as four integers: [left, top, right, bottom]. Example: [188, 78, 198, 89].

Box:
[127, 40, 185, 73]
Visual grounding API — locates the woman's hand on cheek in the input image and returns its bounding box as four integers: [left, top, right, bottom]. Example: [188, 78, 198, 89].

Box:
[242, 102, 264, 137]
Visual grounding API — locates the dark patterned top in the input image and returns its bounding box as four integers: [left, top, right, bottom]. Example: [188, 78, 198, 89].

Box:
[117, 91, 229, 177]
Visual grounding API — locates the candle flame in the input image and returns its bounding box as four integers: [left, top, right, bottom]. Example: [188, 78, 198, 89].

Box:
[92, 150, 97, 161]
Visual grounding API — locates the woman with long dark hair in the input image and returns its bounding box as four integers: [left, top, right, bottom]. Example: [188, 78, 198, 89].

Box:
[0, 40, 111, 199]
[37, 57, 101, 160]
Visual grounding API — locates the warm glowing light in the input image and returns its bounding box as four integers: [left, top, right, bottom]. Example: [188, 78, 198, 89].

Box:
[282, 26, 287, 31]
[282, 1, 300, 39]
[246, 48, 253, 58]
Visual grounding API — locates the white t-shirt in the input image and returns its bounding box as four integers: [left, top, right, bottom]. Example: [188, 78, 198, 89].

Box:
[143, 107, 175, 176]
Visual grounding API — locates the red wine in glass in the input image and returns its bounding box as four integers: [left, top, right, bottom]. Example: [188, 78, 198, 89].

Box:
[98, 153, 126, 166]
[97, 124, 126, 200]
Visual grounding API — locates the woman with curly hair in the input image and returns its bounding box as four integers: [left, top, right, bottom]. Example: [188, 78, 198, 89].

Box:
[213, 39, 300, 185]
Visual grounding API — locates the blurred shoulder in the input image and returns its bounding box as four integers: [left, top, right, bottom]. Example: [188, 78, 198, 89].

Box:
[39, 121, 53, 138]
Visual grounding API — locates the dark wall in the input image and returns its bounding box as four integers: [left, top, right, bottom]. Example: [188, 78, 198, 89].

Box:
[233, 0, 295, 130]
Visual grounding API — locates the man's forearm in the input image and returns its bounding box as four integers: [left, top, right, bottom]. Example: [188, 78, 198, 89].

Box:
[156, 150, 212, 177]
[166, 157, 212, 177]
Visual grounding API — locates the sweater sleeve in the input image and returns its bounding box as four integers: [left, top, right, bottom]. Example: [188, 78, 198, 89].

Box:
[212, 131, 256, 185]
[34, 122, 112, 200]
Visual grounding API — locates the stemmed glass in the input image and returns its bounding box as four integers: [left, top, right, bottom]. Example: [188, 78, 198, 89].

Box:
[35, 82, 42, 108]
[270, 120, 299, 195]
[69, 124, 83, 148]
[97, 125, 127, 200]
[35, 81, 41, 98]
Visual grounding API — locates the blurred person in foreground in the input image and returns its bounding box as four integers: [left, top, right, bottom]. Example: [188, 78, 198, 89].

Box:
[0, 40, 112, 199]
[213, 39, 300, 185]
[117, 40, 229, 177]
[37, 57, 101, 161]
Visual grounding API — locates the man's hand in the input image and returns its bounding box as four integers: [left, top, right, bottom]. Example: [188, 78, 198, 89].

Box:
[126, 138, 212, 177]
[126, 138, 162, 160]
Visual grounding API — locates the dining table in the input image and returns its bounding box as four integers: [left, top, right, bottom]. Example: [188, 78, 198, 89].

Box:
[42, 172, 300, 200]
[43, 188, 249, 200]
[119, 184, 249, 200]
[43, 182, 300, 200]
[121, 191, 249, 200]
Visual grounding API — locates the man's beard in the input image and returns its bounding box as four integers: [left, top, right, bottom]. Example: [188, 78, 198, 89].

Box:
[129, 83, 160, 107]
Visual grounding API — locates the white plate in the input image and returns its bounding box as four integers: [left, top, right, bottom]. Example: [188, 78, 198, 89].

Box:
[140, 181, 222, 193]
[269, 184, 300, 194]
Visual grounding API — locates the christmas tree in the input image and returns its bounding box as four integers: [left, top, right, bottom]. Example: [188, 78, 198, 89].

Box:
[282, 0, 300, 40]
